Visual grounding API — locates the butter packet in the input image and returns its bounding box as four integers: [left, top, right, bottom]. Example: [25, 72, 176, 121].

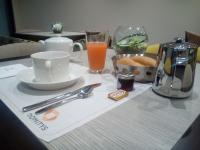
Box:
[108, 90, 128, 101]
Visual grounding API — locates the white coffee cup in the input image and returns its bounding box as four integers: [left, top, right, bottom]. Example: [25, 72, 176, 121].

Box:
[31, 51, 70, 83]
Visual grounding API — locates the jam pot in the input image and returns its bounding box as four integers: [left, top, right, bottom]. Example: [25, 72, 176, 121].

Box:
[117, 73, 135, 91]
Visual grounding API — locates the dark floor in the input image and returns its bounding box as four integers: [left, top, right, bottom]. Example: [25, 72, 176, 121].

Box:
[0, 100, 47, 150]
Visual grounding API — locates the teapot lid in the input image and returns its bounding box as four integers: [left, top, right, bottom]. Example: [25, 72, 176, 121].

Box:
[45, 36, 72, 43]
[163, 37, 198, 51]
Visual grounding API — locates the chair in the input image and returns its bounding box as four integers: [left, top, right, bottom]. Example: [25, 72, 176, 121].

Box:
[0, 36, 43, 61]
[185, 31, 200, 45]
[185, 31, 200, 62]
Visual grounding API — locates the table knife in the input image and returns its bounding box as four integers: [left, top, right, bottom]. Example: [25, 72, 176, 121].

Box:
[22, 83, 101, 112]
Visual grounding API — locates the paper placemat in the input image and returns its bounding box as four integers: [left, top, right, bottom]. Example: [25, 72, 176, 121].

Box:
[0, 63, 151, 142]
[0, 64, 27, 79]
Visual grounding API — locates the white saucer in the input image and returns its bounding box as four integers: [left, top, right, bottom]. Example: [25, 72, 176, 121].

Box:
[17, 68, 83, 90]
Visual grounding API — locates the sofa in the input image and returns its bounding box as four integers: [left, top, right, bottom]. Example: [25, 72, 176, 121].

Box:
[0, 36, 43, 61]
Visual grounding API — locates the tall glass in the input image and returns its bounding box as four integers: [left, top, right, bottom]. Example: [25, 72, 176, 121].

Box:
[86, 32, 108, 73]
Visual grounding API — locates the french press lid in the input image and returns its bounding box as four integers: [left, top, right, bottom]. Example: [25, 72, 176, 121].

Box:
[163, 37, 198, 52]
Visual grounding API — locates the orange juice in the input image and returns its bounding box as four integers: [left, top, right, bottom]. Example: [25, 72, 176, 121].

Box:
[86, 42, 107, 72]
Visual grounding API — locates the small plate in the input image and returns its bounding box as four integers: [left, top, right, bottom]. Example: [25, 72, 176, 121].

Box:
[17, 68, 83, 90]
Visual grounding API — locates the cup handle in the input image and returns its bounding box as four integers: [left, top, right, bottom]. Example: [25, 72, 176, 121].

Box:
[45, 60, 52, 69]
[72, 42, 83, 61]
[45, 60, 53, 81]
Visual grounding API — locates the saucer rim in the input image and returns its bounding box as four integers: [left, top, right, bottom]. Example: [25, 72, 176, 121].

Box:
[17, 68, 82, 84]
[17, 68, 82, 90]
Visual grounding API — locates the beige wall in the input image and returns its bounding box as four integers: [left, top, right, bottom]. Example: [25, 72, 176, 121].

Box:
[12, 0, 200, 43]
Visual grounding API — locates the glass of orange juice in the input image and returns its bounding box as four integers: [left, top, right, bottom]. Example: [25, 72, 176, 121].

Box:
[86, 32, 108, 73]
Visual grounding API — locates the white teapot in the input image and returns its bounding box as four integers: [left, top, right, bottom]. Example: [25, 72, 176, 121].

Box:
[39, 36, 83, 61]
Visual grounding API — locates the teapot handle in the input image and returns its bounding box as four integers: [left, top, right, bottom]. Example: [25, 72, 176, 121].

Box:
[71, 42, 83, 62]
[73, 42, 83, 51]
[171, 58, 188, 90]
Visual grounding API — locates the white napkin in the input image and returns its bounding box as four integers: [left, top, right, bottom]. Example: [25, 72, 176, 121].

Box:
[0, 64, 27, 79]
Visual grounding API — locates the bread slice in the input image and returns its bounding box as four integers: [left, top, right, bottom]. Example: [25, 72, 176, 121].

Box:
[117, 57, 144, 67]
[131, 56, 156, 67]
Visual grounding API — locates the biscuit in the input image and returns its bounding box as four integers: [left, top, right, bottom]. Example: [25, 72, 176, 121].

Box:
[108, 90, 128, 101]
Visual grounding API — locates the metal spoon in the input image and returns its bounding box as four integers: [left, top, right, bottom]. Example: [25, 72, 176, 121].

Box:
[35, 85, 94, 115]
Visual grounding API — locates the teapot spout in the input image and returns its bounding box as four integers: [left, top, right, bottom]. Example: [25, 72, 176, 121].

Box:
[39, 40, 45, 45]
